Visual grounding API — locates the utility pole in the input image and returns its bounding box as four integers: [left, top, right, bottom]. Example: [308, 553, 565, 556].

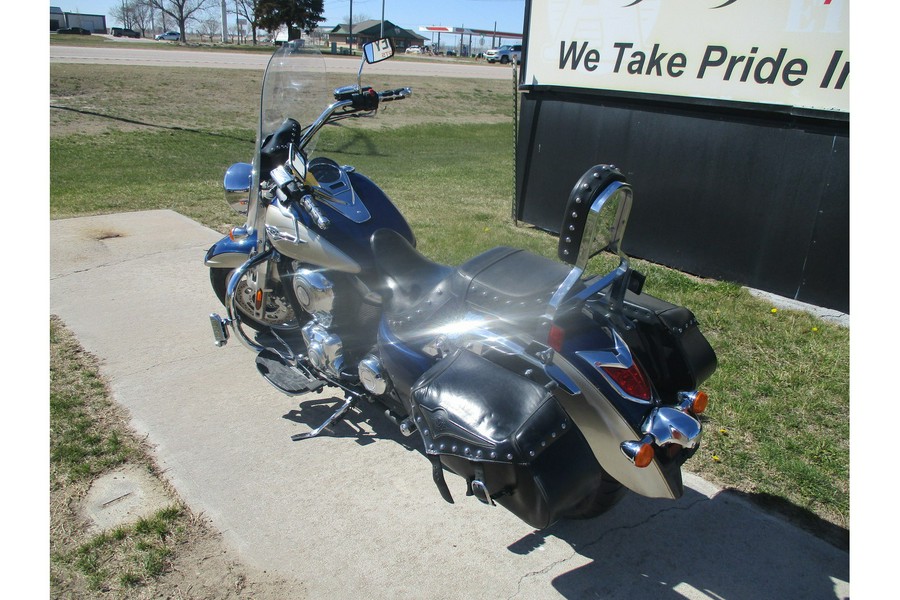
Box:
[221, 0, 227, 43]
[381, 0, 385, 39]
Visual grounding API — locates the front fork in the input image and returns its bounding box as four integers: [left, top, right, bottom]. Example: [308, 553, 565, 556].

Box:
[210, 247, 276, 352]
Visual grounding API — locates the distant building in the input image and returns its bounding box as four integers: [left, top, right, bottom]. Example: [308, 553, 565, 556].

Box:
[50, 10, 107, 33]
[329, 20, 426, 52]
[50, 6, 65, 31]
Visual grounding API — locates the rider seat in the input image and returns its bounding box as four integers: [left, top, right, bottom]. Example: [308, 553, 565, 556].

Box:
[455, 246, 582, 323]
[370, 229, 457, 331]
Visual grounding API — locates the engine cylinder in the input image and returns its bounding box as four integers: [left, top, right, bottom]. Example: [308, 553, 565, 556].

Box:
[293, 269, 335, 327]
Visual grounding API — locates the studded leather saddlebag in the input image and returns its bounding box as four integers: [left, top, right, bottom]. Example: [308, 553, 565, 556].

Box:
[410, 348, 604, 529]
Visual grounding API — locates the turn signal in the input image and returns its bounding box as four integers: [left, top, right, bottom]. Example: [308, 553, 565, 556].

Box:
[229, 226, 249, 241]
[678, 390, 709, 415]
[255, 289, 263, 310]
[691, 390, 709, 414]
[621, 437, 655, 468]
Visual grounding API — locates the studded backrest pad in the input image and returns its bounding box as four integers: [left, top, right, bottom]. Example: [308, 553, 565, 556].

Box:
[557, 165, 627, 265]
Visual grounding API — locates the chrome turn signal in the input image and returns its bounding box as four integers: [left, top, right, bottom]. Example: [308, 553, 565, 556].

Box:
[229, 226, 249, 242]
[621, 435, 655, 468]
[678, 390, 709, 415]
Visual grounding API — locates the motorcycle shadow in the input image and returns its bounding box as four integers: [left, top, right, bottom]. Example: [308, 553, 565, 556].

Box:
[508, 486, 849, 600]
[282, 395, 420, 452]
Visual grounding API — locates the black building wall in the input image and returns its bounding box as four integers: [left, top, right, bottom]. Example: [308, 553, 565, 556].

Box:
[515, 90, 849, 313]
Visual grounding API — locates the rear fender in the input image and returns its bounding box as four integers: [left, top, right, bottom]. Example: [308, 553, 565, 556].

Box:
[204, 232, 257, 268]
[550, 353, 681, 499]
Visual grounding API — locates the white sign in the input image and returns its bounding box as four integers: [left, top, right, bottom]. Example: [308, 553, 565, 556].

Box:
[523, 0, 849, 113]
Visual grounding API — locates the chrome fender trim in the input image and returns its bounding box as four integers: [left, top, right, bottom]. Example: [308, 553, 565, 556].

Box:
[204, 251, 254, 269]
[551, 354, 677, 499]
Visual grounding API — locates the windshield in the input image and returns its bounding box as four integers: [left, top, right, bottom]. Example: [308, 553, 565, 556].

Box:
[248, 43, 330, 219]
[258, 43, 330, 156]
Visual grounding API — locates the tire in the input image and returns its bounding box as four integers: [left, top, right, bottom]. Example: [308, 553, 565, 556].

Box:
[209, 266, 301, 333]
[562, 470, 626, 520]
[500, 56, 510, 64]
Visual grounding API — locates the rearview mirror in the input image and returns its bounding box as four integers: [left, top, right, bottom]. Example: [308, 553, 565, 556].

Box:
[363, 39, 394, 63]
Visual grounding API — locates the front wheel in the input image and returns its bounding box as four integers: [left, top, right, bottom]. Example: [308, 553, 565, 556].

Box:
[210, 267, 300, 333]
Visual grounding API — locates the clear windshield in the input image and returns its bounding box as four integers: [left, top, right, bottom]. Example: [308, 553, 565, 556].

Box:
[248, 44, 330, 227]
[258, 43, 330, 157]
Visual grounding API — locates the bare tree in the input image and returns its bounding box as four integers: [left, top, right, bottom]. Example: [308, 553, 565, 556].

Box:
[198, 12, 221, 40]
[111, 0, 152, 34]
[145, 0, 216, 41]
[233, 0, 262, 45]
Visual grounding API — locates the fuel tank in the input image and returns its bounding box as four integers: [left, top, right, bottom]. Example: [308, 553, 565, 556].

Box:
[267, 166, 415, 277]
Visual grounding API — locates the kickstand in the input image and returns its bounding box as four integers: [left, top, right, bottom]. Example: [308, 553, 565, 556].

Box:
[291, 395, 356, 441]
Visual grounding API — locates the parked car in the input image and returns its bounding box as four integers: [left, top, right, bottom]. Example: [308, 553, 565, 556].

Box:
[111, 27, 140, 38]
[405, 45, 422, 54]
[155, 31, 180, 41]
[485, 44, 522, 64]
[57, 27, 91, 35]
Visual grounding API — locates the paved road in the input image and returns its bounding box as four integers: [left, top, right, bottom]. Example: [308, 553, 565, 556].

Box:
[49, 210, 849, 600]
[49, 44, 514, 79]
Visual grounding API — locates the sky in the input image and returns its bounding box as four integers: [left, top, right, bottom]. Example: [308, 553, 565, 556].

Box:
[53, 1, 527, 35]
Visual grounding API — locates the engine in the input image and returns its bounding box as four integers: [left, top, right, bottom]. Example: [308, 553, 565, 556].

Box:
[292, 269, 335, 326]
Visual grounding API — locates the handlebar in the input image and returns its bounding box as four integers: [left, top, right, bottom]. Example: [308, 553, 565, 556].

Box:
[378, 87, 412, 102]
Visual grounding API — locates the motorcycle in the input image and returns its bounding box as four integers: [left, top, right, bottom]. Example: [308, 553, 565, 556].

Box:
[205, 39, 717, 529]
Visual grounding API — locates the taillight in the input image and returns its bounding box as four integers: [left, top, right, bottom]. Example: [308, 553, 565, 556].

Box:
[548, 324, 566, 352]
[600, 362, 651, 401]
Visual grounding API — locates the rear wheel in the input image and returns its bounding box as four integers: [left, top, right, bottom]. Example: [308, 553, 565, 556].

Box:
[562, 470, 626, 519]
[210, 267, 300, 333]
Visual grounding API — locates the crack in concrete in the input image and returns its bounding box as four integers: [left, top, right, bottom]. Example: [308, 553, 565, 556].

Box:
[50, 244, 212, 281]
[506, 495, 709, 599]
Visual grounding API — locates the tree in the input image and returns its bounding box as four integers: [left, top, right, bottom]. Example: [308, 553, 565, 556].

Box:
[255, 0, 324, 41]
[145, 0, 216, 41]
[112, 0, 152, 34]
[233, 0, 263, 45]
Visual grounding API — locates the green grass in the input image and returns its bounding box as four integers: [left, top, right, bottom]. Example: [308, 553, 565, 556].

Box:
[57, 505, 183, 591]
[50, 316, 196, 593]
[49, 62, 849, 538]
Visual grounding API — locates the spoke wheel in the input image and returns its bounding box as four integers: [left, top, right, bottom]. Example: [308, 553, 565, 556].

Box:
[210, 267, 299, 332]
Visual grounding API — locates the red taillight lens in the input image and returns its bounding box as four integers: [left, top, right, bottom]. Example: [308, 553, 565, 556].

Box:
[601, 362, 651, 401]
[548, 324, 566, 352]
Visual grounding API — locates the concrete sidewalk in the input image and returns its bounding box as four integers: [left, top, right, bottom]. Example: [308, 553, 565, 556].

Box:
[49, 210, 849, 600]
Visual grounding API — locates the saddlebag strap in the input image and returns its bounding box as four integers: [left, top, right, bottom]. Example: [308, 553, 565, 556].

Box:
[428, 454, 454, 504]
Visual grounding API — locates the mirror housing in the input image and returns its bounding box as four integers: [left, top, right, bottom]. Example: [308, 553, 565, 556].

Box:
[363, 38, 394, 63]
[223, 162, 253, 215]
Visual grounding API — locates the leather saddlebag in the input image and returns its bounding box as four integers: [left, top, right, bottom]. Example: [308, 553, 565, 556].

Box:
[410, 349, 604, 529]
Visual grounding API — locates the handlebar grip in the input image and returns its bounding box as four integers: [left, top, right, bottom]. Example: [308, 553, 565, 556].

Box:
[379, 87, 412, 101]
[300, 195, 330, 230]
